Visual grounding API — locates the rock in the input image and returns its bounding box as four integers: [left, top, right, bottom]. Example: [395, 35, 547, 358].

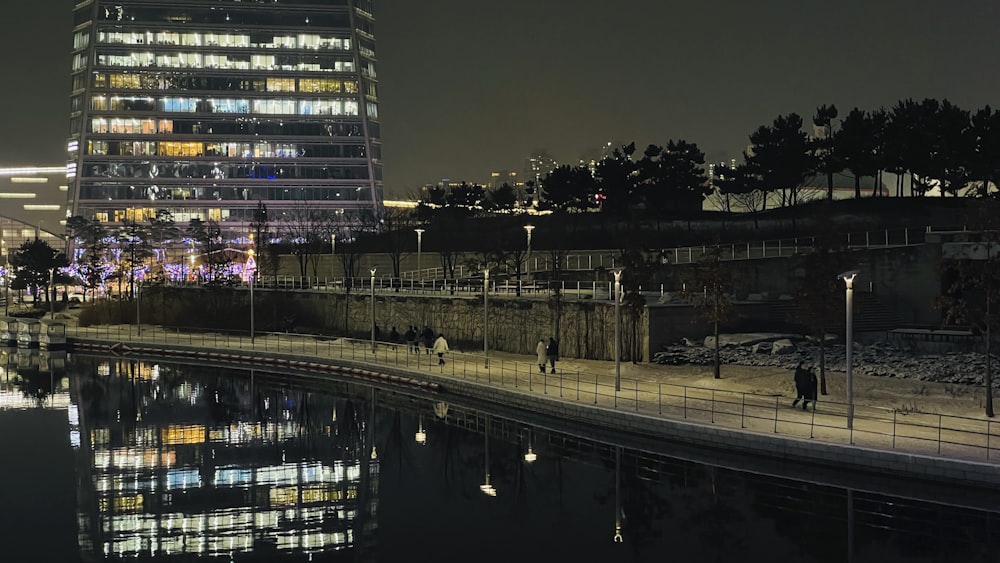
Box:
[772, 339, 796, 355]
[752, 342, 772, 354]
[681, 337, 698, 347]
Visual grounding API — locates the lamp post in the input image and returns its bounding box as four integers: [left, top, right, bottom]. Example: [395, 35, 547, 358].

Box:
[613, 446, 623, 543]
[414, 228, 424, 283]
[415, 416, 426, 445]
[480, 417, 496, 496]
[524, 430, 537, 463]
[330, 232, 337, 279]
[370, 268, 377, 354]
[523, 224, 535, 279]
[136, 275, 141, 336]
[839, 270, 859, 430]
[248, 247, 256, 348]
[613, 269, 623, 392]
[483, 269, 489, 368]
[49, 268, 55, 320]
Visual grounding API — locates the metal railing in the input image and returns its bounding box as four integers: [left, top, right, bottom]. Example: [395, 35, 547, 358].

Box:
[69, 324, 1000, 465]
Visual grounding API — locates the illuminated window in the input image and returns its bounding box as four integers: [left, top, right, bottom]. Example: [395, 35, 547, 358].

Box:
[267, 78, 296, 92]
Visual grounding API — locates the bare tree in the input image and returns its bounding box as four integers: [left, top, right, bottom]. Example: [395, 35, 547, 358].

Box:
[280, 201, 329, 279]
[794, 212, 852, 395]
[683, 247, 737, 379]
[937, 197, 1000, 417]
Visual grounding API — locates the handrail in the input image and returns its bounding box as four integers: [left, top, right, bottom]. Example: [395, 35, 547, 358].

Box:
[67, 324, 999, 465]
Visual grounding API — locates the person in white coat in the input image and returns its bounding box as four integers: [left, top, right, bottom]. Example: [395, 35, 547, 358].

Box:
[536, 339, 548, 373]
[433, 333, 449, 365]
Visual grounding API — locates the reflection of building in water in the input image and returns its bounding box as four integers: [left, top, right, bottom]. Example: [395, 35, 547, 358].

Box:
[72, 359, 378, 560]
[0, 347, 70, 410]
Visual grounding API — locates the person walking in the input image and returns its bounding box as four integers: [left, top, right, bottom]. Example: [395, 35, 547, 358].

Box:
[433, 333, 449, 365]
[421, 325, 435, 355]
[791, 362, 810, 410]
[805, 366, 819, 411]
[546, 337, 560, 374]
[404, 325, 417, 354]
[536, 338, 548, 374]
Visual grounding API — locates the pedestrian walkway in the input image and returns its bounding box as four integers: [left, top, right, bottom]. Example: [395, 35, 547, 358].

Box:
[67, 324, 1000, 467]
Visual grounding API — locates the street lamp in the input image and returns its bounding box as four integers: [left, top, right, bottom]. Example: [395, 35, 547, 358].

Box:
[614, 446, 623, 543]
[414, 228, 424, 283]
[483, 268, 489, 368]
[330, 232, 337, 279]
[613, 269, 624, 392]
[49, 268, 55, 320]
[480, 418, 496, 497]
[523, 224, 535, 279]
[415, 415, 426, 445]
[370, 268, 377, 354]
[248, 247, 256, 347]
[3, 269, 8, 316]
[136, 274, 141, 336]
[524, 430, 537, 463]
[838, 270, 859, 430]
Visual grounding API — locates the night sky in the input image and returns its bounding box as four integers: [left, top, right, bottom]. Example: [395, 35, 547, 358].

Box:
[3, 1, 999, 195]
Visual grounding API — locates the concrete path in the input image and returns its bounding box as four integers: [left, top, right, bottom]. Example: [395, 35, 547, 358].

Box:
[67, 324, 1000, 466]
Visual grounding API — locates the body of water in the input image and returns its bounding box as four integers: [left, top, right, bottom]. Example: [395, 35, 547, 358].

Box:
[0, 349, 996, 562]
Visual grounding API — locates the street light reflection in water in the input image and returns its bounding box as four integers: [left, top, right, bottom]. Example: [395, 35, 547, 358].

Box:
[0, 356, 996, 563]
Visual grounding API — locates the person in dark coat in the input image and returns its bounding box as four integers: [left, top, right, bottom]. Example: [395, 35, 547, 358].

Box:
[792, 362, 809, 409]
[421, 325, 435, 355]
[805, 366, 818, 410]
[546, 337, 560, 374]
[389, 326, 400, 343]
[404, 325, 418, 353]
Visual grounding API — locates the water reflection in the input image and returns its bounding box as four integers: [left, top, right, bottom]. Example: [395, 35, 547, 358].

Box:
[0, 346, 70, 409]
[71, 358, 377, 560]
[0, 356, 996, 562]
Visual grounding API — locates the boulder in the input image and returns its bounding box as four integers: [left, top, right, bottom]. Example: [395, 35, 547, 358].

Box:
[752, 342, 773, 354]
[772, 339, 796, 355]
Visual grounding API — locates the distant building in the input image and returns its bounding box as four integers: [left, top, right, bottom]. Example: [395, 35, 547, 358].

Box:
[0, 166, 70, 262]
[487, 171, 520, 190]
[66, 1, 383, 243]
[525, 151, 558, 186]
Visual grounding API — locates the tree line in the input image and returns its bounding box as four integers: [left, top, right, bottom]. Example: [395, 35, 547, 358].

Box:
[414, 98, 1000, 220]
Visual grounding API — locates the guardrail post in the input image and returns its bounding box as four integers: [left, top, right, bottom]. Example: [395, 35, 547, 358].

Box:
[543, 370, 547, 395]
[635, 382, 639, 412]
[740, 393, 745, 428]
[892, 409, 897, 449]
[988, 420, 992, 461]
[683, 387, 687, 418]
[659, 384, 662, 415]
[773, 397, 779, 433]
[711, 389, 715, 423]
[938, 416, 942, 455]
[594, 375, 598, 405]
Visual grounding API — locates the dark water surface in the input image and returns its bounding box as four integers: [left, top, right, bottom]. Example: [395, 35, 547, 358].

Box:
[0, 351, 997, 562]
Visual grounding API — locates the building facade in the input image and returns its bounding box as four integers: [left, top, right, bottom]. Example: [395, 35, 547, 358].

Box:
[67, 0, 383, 240]
[0, 166, 71, 263]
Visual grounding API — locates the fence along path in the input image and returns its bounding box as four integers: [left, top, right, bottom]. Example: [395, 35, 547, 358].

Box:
[68, 324, 1000, 466]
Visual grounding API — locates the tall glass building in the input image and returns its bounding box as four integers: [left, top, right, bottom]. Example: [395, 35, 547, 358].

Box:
[67, 0, 382, 239]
